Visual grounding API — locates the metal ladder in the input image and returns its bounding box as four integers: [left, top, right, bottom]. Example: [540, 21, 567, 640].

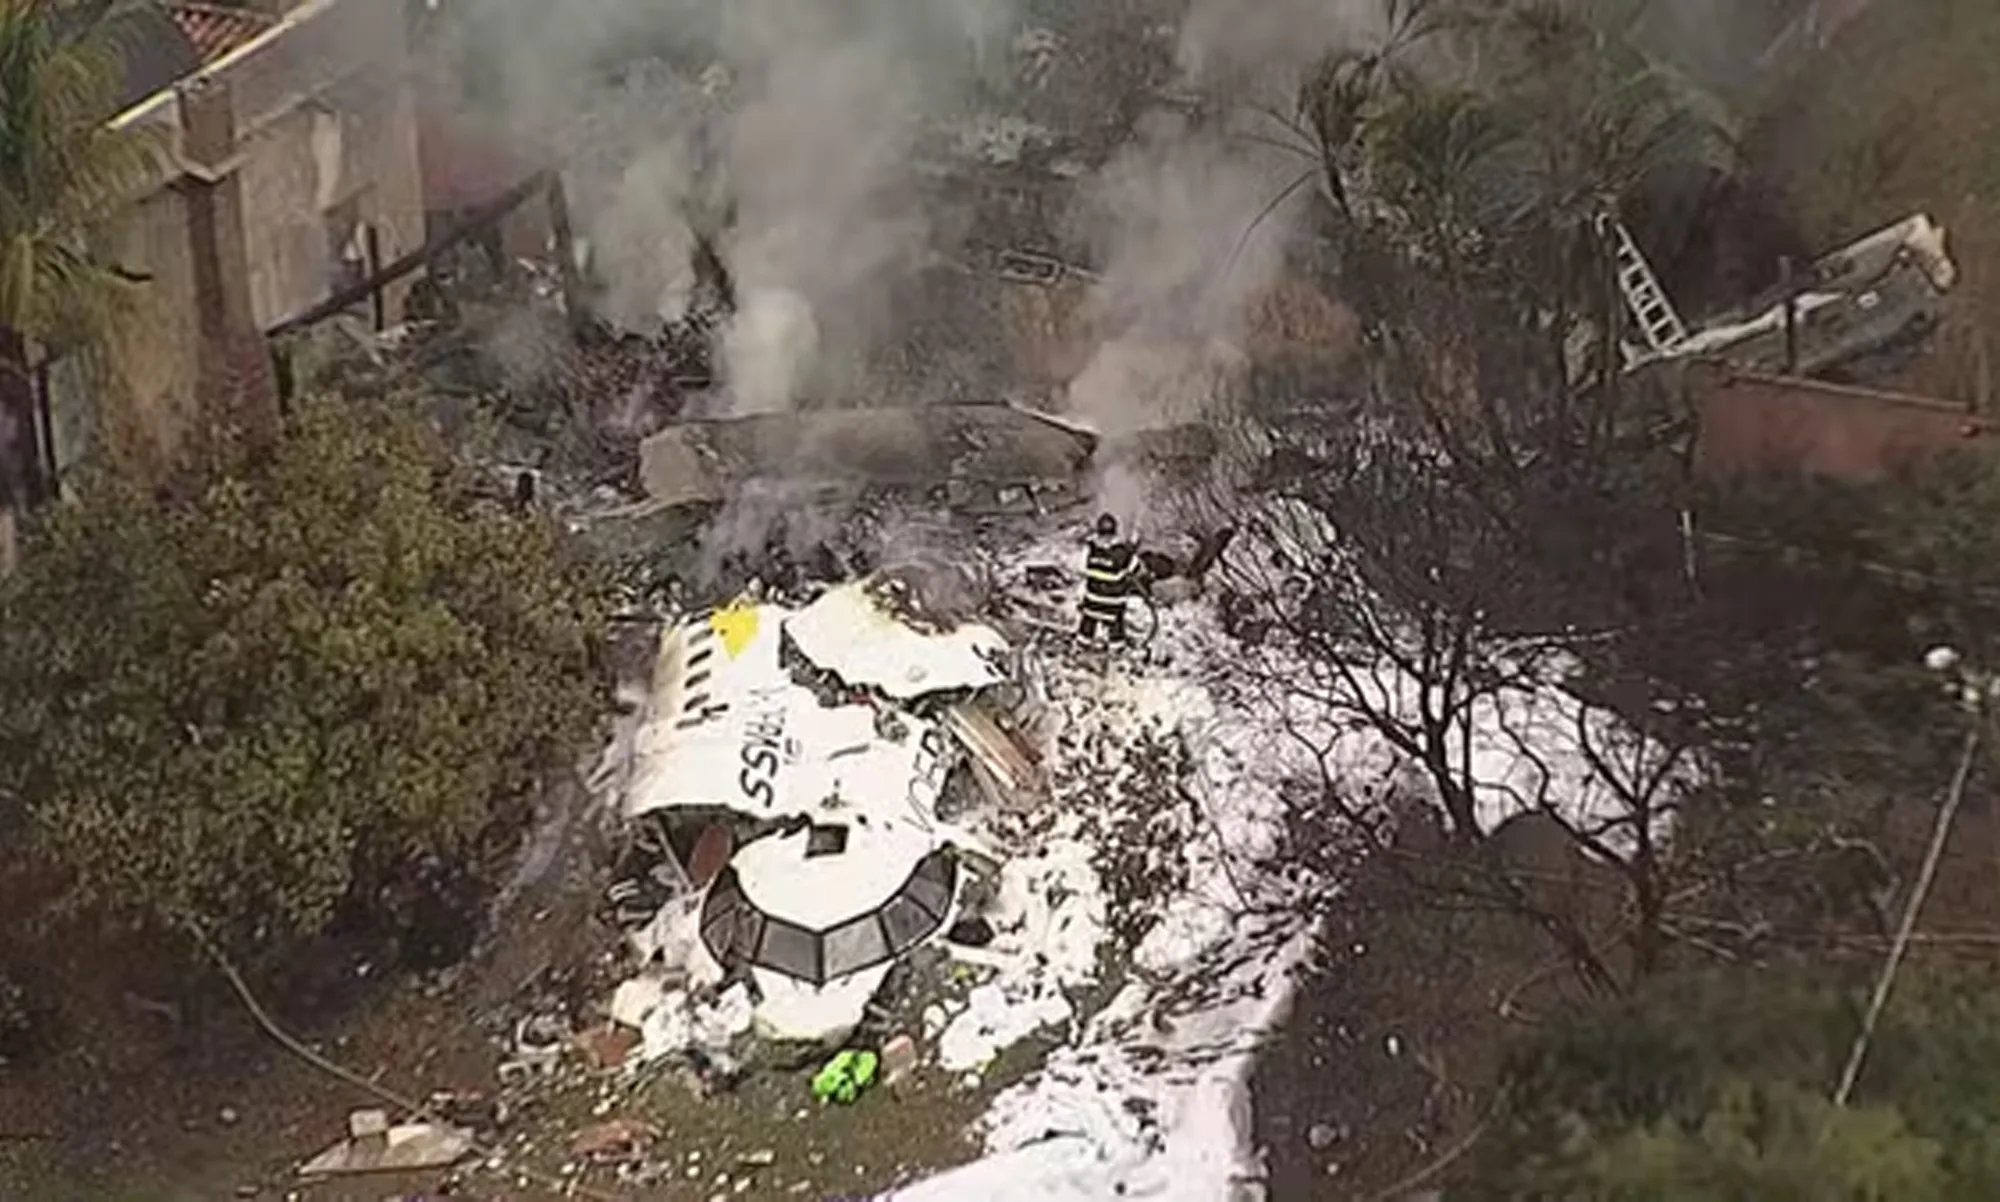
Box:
[1603, 216, 1689, 357]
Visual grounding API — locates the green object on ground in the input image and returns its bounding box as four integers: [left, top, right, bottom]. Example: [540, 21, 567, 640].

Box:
[812, 1048, 880, 1104]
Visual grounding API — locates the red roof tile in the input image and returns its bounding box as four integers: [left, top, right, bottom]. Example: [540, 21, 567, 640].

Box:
[168, 2, 275, 64]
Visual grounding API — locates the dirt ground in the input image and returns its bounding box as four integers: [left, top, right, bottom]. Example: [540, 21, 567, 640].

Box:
[0, 779, 1000, 1202]
[1248, 816, 1614, 1202]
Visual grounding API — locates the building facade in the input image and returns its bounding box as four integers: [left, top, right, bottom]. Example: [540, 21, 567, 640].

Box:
[47, 0, 427, 482]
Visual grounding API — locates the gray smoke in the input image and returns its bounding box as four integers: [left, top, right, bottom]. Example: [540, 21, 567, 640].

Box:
[1061, 0, 1374, 528]
[1063, 109, 1288, 441]
[439, 0, 1010, 414]
[1175, 0, 1389, 93]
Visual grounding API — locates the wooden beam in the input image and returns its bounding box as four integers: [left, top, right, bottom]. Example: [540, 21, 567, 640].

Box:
[364, 224, 385, 331]
[265, 168, 555, 339]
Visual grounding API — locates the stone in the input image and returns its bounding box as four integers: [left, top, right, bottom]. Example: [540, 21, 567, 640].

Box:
[574, 1022, 640, 1071]
[347, 1108, 390, 1145]
[298, 1121, 473, 1177]
[879, 1034, 920, 1087]
[569, 1117, 658, 1161]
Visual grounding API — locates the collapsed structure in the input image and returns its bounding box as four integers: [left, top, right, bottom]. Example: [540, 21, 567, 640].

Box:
[636, 403, 1099, 515]
[1617, 212, 1957, 378]
[609, 565, 1046, 1044]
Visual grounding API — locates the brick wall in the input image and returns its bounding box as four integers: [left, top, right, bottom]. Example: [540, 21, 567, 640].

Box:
[1690, 363, 1993, 482]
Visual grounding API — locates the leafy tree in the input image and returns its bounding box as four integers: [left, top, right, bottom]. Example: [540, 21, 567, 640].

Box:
[0, 0, 164, 508]
[1172, 0, 1767, 1008]
[0, 392, 609, 958]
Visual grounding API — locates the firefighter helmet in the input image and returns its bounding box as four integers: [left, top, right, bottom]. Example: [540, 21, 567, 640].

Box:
[1094, 513, 1118, 538]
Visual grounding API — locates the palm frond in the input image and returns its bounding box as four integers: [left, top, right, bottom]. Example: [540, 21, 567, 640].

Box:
[0, 0, 166, 349]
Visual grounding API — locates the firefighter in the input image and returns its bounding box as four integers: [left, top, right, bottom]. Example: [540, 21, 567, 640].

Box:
[1079, 513, 1139, 644]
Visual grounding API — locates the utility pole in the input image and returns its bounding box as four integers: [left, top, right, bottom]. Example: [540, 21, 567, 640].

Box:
[1780, 255, 1800, 374]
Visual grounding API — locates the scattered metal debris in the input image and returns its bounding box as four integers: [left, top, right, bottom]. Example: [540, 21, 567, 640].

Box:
[636, 404, 1096, 515]
[512, 1013, 568, 1070]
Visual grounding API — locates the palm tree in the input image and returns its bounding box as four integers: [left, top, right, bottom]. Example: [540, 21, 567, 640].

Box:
[1481, 0, 1737, 223]
[1279, 0, 1733, 325]
[1293, 0, 1467, 220]
[0, 0, 162, 510]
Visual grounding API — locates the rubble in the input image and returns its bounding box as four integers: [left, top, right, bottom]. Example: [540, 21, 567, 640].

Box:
[297, 1111, 475, 1177]
[573, 1022, 640, 1071]
[943, 699, 1046, 811]
[426, 1090, 505, 1132]
[1636, 212, 1959, 378]
[512, 1013, 567, 1069]
[637, 404, 1097, 515]
[569, 1116, 659, 1161]
[608, 975, 668, 1030]
[880, 1033, 921, 1087]
[456, 518, 1449, 1198]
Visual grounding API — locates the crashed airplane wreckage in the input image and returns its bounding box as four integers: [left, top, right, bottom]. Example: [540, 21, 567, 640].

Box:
[609, 569, 1046, 1044]
[637, 403, 1100, 515]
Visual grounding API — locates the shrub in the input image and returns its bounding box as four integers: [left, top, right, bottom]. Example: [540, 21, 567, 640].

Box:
[0, 394, 608, 956]
[1469, 967, 2000, 1201]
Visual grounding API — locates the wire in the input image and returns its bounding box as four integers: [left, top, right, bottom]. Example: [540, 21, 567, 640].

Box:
[1833, 724, 1981, 1108]
[1133, 590, 1163, 647]
[197, 930, 624, 1201]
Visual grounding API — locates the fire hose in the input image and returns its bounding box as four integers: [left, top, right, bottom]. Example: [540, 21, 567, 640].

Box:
[1131, 583, 1162, 647]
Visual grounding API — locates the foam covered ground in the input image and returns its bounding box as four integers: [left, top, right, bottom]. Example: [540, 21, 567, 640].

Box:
[887, 585, 1328, 1201]
[886, 529, 1686, 1200]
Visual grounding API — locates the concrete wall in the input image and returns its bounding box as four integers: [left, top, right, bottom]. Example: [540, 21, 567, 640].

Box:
[237, 63, 426, 328]
[1692, 364, 1994, 482]
[54, 0, 424, 482]
[414, 92, 552, 260]
[96, 187, 204, 473]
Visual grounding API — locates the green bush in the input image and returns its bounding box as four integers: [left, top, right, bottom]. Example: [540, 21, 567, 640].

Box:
[1469, 967, 2000, 1201]
[1562, 1080, 1943, 1201]
[0, 394, 608, 955]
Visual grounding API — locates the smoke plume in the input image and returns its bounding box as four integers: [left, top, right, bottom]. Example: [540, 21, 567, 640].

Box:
[439, 0, 1009, 413]
[1060, 0, 1371, 530]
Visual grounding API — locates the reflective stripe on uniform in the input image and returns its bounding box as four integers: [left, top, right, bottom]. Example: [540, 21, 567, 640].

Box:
[1080, 592, 1126, 617]
[1084, 541, 1136, 584]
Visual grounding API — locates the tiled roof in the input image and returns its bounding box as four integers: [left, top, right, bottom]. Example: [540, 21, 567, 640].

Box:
[168, 2, 277, 64]
[71, 4, 199, 114]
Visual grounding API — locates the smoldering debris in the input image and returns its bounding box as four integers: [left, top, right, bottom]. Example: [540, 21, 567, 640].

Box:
[638, 404, 1096, 511]
[385, 0, 1382, 621]
[435, 0, 1018, 417]
[867, 552, 996, 634]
